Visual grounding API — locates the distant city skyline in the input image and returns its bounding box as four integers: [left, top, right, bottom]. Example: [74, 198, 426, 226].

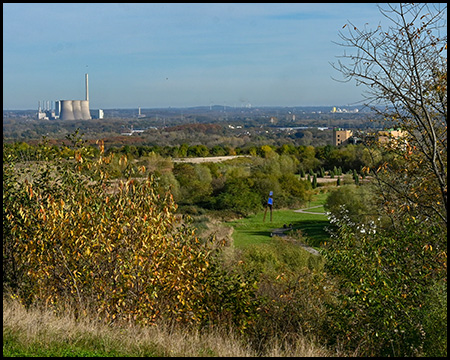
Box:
[4, 3, 389, 110]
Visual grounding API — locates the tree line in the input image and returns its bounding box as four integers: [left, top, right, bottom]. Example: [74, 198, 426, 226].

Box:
[3, 137, 375, 217]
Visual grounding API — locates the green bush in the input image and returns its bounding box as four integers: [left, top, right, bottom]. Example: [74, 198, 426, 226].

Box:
[324, 212, 447, 356]
[238, 237, 331, 353]
[421, 280, 447, 357]
[212, 177, 262, 216]
[324, 184, 382, 227]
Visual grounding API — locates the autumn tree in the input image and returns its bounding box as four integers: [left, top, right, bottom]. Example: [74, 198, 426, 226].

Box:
[332, 3, 447, 227]
[326, 3, 447, 356]
[173, 163, 213, 204]
[3, 135, 259, 331]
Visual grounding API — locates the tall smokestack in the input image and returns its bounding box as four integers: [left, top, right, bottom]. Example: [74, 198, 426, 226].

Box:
[85, 73, 89, 101]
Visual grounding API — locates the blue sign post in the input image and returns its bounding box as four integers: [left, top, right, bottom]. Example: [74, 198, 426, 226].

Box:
[263, 191, 273, 222]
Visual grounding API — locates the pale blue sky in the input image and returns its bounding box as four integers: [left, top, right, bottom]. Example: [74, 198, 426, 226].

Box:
[4, 3, 390, 110]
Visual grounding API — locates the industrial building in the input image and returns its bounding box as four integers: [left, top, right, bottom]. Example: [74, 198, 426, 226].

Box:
[37, 73, 102, 120]
[37, 100, 56, 120]
[59, 73, 91, 120]
[91, 109, 104, 119]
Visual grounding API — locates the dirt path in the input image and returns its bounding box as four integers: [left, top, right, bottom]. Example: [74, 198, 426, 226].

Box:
[293, 205, 328, 216]
[172, 155, 249, 163]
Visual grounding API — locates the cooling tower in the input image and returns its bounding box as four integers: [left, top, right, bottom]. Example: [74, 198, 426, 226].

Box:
[72, 100, 83, 119]
[60, 100, 75, 120]
[81, 100, 91, 119]
[58, 74, 92, 120]
[59, 99, 91, 120]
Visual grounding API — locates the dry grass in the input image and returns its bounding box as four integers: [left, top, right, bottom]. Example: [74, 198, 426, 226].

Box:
[3, 295, 341, 357]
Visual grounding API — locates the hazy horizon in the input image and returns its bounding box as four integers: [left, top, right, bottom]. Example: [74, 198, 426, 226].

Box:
[4, 3, 387, 111]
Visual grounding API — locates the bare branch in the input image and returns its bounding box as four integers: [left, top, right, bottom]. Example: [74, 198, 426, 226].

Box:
[332, 3, 447, 225]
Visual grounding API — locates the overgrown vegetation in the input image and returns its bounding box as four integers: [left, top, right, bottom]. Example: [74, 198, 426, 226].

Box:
[1, 134, 336, 354]
[3, 125, 446, 357]
[2, 132, 332, 354]
[3, 136, 260, 333]
[3, 4, 447, 357]
[327, 3, 447, 356]
[3, 295, 340, 357]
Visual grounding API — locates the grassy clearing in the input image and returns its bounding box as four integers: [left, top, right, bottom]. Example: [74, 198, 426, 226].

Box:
[229, 211, 329, 248]
[3, 297, 339, 357]
[306, 191, 329, 207]
[229, 191, 330, 249]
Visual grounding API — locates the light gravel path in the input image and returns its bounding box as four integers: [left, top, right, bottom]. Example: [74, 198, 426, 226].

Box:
[172, 155, 249, 163]
[294, 205, 328, 216]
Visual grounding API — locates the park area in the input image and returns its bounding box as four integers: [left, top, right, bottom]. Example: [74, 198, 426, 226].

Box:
[228, 191, 329, 249]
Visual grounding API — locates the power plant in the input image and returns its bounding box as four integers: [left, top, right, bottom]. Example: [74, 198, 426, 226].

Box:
[58, 73, 91, 120]
[37, 74, 102, 120]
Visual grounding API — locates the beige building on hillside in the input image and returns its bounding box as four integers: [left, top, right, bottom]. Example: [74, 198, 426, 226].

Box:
[376, 128, 406, 143]
[333, 128, 353, 146]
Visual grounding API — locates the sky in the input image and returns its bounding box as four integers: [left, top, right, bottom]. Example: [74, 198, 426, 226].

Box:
[4, 3, 395, 110]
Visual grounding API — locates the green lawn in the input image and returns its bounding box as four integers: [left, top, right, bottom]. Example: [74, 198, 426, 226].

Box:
[306, 205, 327, 213]
[228, 192, 330, 249]
[306, 191, 329, 206]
